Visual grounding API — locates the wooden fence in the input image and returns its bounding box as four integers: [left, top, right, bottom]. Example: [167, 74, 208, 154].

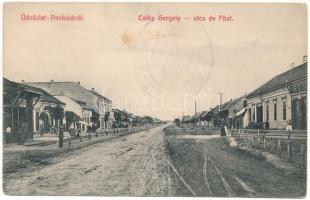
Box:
[230, 129, 307, 166]
[164, 125, 220, 135]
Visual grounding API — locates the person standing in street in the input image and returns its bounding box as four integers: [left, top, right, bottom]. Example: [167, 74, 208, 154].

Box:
[77, 125, 81, 138]
[59, 125, 64, 147]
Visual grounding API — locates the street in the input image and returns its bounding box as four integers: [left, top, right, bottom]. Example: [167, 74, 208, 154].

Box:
[3, 125, 306, 197]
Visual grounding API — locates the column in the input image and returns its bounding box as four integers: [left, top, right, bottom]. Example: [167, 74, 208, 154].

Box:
[33, 108, 37, 133]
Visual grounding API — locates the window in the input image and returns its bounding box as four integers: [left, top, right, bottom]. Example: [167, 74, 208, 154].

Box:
[248, 108, 251, 122]
[283, 101, 286, 120]
[274, 102, 277, 121]
[266, 105, 269, 121]
[252, 105, 255, 121]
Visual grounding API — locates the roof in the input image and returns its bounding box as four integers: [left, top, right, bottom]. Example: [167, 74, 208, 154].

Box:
[212, 96, 244, 116]
[88, 89, 112, 103]
[4, 78, 65, 105]
[247, 62, 307, 98]
[228, 96, 246, 118]
[24, 81, 110, 110]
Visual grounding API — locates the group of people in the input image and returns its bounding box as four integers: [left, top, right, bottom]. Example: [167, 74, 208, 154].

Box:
[5, 121, 28, 144]
[67, 122, 98, 138]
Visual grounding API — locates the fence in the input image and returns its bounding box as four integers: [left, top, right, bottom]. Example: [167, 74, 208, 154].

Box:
[164, 125, 220, 135]
[62, 123, 163, 147]
[230, 129, 307, 167]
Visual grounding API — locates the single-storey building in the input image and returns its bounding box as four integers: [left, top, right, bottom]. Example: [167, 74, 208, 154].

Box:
[3, 78, 65, 142]
[246, 62, 307, 130]
[25, 81, 113, 129]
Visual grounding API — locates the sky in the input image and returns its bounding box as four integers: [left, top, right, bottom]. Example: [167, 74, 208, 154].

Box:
[4, 3, 307, 121]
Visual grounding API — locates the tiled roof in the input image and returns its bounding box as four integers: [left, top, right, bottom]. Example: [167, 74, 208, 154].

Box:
[88, 89, 112, 103]
[247, 62, 307, 98]
[228, 96, 246, 118]
[212, 96, 244, 116]
[4, 78, 65, 105]
[24, 82, 108, 110]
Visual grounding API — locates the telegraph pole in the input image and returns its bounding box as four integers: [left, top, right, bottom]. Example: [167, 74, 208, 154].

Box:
[194, 100, 197, 118]
[195, 100, 197, 133]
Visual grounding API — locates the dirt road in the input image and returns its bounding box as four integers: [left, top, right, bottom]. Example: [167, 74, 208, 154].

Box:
[4, 126, 306, 197]
[4, 126, 170, 196]
[166, 134, 306, 197]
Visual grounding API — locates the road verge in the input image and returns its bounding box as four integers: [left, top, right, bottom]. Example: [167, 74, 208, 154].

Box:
[225, 136, 297, 173]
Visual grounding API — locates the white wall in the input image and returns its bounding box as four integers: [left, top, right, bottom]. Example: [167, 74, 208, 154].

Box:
[54, 96, 83, 118]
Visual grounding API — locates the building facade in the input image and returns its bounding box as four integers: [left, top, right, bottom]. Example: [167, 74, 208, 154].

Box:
[25, 81, 113, 129]
[246, 62, 307, 130]
[3, 78, 65, 142]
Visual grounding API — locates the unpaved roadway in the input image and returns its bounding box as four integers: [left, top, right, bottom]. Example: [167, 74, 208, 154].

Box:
[3, 126, 306, 197]
[4, 126, 170, 196]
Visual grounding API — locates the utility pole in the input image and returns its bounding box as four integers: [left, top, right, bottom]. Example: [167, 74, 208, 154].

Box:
[194, 100, 197, 118]
[218, 93, 223, 111]
[195, 100, 197, 133]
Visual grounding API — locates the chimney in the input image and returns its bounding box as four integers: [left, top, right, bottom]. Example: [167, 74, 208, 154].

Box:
[50, 79, 54, 82]
[303, 55, 307, 63]
[290, 63, 295, 68]
[77, 81, 80, 85]
[21, 80, 25, 83]
[92, 88, 95, 91]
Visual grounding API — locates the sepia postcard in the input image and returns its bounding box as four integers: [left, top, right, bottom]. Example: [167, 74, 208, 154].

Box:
[2, 2, 308, 198]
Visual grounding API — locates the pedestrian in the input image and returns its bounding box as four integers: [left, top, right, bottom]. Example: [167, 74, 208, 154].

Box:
[220, 121, 227, 136]
[265, 120, 270, 130]
[286, 119, 292, 133]
[5, 126, 12, 144]
[39, 119, 44, 136]
[59, 125, 64, 147]
[17, 121, 25, 145]
[77, 125, 81, 138]
[21, 121, 28, 144]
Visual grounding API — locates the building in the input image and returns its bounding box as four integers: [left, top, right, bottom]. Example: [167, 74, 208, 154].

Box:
[88, 89, 113, 129]
[208, 96, 247, 129]
[3, 78, 65, 142]
[246, 62, 307, 130]
[53, 96, 93, 130]
[24, 81, 112, 129]
[228, 96, 248, 129]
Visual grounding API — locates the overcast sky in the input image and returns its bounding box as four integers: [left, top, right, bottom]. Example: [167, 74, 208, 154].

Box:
[4, 3, 307, 120]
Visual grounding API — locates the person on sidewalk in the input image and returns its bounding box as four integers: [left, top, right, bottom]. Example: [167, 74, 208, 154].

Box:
[286, 119, 292, 133]
[5, 126, 11, 144]
[220, 121, 227, 136]
[17, 121, 24, 145]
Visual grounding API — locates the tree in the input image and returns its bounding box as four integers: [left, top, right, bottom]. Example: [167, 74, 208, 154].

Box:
[173, 118, 181, 126]
[65, 111, 80, 128]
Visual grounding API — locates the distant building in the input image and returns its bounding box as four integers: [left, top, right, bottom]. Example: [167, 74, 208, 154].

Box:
[210, 96, 247, 129]
[25, 81, 112, 129]
[53, 95, 93, 129]
[246, 62, 307, 130]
